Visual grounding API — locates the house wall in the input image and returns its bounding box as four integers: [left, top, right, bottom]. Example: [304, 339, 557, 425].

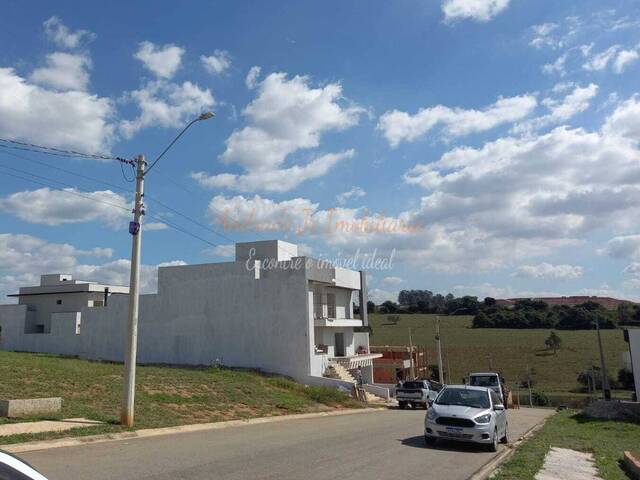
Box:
[0, 260, 314, 383]
[18, 292, 104, 332]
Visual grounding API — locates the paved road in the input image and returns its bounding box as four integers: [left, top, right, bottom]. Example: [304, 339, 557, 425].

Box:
[22, 408, 553, 480]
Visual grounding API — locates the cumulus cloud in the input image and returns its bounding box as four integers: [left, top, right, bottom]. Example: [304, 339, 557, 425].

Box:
[613, 48, 640, 73]
[43, 16, 95, 50]
[529, 23, 561, 49]
[134, 41, 184, 79]
[581, 44, 639, 73]
[0, 67, 114, 152]
[512, 83, 598, 133]
[120, 80, 215, 138]
[245, 66, 261, 89]
[201, 50, 231, 75]
[203, 244, 236, 258]
[602, 95, 640, 142]
[192, 72, 363, 192]
[542, 53, 568, 76]
[515, 263, 583, 280]
[29, 52, 91, 91]
[377, 94, 536, 147]
[442, 0, 511, 22]
[336, 186, 366, 205]
[0, 188, 130, 228]
[0, 233, 185, 300]
[601, 235, 640, 261]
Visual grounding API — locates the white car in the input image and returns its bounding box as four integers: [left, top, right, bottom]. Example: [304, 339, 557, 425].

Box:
[0, 450, 49, 479]
[424, 385, 509, 451]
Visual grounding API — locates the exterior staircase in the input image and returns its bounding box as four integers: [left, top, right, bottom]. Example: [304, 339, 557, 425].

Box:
[325, 362, 386, 404]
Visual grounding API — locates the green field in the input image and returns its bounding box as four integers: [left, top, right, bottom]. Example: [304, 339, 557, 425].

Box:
[493, 410, 640, 480]
[0, 351, 360, 444]
[369, 314, 629, 396]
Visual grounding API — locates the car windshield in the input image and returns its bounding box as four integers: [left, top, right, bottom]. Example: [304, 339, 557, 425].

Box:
[402, 381, 425, 389]
[470, 375, 499, 387]
[435, 388, 490, 409]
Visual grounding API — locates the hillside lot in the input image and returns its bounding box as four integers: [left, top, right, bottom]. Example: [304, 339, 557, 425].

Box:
[369, 314, 629, 396]
[0, 351, 360, 444]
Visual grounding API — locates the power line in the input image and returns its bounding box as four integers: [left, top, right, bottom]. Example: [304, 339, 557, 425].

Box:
[0, 149, 232, 245]
[0, 167, 220, 248]
[0, 137, 134, 164]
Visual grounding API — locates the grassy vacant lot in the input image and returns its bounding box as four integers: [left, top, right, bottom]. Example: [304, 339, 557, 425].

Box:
[369, 314, 629, 395]
[493, 410, 640, 480]
[0, 350, 360, 444]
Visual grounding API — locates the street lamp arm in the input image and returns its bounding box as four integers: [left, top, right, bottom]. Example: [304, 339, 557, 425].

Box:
[144, 112, 214, 176]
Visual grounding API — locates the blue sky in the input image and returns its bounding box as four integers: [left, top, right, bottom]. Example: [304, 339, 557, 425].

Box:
[1, 0, 640, 303]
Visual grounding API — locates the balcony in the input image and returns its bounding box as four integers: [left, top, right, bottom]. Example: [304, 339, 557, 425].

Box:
[314, 317, 363, 327]
[330, 353, 382, 369]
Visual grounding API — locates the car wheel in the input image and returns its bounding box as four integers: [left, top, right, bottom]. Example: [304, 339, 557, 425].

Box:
[399, 401, 407, 409]
[488, 428, 499, 452]
[500, 423, 509, 444]
[424, 435, 437, 447]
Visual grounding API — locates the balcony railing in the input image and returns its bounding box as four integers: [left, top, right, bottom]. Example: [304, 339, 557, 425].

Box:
[330, 353, 382, 369]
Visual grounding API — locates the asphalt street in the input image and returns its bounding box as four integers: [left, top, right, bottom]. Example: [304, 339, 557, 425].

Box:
[22, 408, 553, 480]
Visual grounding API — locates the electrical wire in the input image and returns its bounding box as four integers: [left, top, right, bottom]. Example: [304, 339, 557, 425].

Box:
[0, 137, 134, 164]
[0, 166, 221, 248]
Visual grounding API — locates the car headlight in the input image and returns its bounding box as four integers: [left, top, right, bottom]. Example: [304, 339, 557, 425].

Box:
[474, 413, 492, 424]
[427, 408, 437, 420]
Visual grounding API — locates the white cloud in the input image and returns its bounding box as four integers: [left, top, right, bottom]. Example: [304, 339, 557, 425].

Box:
[515, 262, 583, 280]
[542, 53, 568, 76]
[0, 67, 115, 153]
[583, 45, 620, 71]
[134, 41, 184, 79]
[0, 233, 185, 300]
[601, 235, 640, 261]
[602, 95, 640, 142]
[120, 80, 215, 138]
[442, 0, 511, 22]
[613, 48, 640, 74]
[201, 50, 231, 75]
[43, 16, 95, 50]
[336, 186, 366, 205]
[0, 188, 129, 228]
[245, 66, 261, 89]
[29, 52, 91, 91]
[377, 94, 536, 147]
[513, 83, 598, 133]
[204, 244, 236, 258]
[623, 262, 640, 274]
[368, 288, 398, 304]
[529, 22, 561, 49]
[382, 276, 403, 285]
[193, 72, 362, 192]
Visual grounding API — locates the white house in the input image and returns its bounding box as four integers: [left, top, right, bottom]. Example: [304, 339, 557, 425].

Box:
[0, 240, 383, 394]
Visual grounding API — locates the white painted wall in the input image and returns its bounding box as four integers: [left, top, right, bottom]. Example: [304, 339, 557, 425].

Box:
[629, 329, 640, 400]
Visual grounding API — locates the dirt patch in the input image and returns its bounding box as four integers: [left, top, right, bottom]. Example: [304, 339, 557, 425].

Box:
[581, 400, 640, 423]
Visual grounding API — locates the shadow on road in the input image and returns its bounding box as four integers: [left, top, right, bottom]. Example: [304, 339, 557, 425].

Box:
[399, 436, 493, 454]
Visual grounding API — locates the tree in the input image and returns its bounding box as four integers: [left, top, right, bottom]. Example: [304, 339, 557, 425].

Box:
[544, 331, 562, 354]
[379, 300, 398, 314]
[366, 301, 376, 314]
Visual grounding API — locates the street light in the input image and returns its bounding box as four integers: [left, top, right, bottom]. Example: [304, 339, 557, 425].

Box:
[121, 112, 214, 427]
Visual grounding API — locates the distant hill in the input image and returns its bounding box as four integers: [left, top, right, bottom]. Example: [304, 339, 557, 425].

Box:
[495, 296, 638, 311]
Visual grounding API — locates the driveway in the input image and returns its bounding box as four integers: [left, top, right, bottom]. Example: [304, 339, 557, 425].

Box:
[21, 408, 553, 480]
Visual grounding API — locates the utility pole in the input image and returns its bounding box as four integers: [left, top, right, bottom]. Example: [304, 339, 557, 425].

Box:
[435, 316, 444, 384]
[526, 364, 533, 407]
[121, 155, 145, 427]
[595, 318, 612, 400]
[408, 327, 415, 379]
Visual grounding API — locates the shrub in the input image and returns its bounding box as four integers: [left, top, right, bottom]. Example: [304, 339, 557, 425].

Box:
[531, 390, 551, 407]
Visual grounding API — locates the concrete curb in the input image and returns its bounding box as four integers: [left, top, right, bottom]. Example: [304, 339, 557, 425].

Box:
[2, 408, 382, 454]
[468, 415, 552, 480]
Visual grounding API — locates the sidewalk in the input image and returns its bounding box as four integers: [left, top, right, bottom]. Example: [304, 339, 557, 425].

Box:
[0, 418, 103, 437]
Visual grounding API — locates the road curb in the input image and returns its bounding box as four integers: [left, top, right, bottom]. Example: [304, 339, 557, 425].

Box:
[2, 408, 383, 454]
[468, 414, 552, 480]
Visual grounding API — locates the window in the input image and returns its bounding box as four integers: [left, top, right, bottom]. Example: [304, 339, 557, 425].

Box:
[56, 299, 62, 305]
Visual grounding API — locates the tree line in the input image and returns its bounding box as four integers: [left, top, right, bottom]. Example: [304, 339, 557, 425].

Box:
[364, 289, 640, 329]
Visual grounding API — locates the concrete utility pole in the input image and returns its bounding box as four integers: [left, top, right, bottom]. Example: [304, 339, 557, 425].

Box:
[121, 155, 145, 427]
[119, 112, 214, 427]
[526, 364, 533, 407]
[435, 316, 444, 384]
[595, 318, 612, 400]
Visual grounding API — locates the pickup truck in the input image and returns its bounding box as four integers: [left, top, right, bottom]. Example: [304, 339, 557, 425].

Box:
[468, 372, 507, 407]
[396, 380, 440, 409]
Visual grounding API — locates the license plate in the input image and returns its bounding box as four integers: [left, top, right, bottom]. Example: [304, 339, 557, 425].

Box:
[446, 427, 464, 433]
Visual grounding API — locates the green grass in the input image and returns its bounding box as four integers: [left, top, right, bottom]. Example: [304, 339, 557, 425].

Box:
[369, 314, 629, 396]
[493, 410, 640, 480]
[0, 350, 361, 444]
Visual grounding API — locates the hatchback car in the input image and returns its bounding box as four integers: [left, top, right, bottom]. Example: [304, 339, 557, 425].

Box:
[424, 385, 508, 451]
[0, 450, 49, 480]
